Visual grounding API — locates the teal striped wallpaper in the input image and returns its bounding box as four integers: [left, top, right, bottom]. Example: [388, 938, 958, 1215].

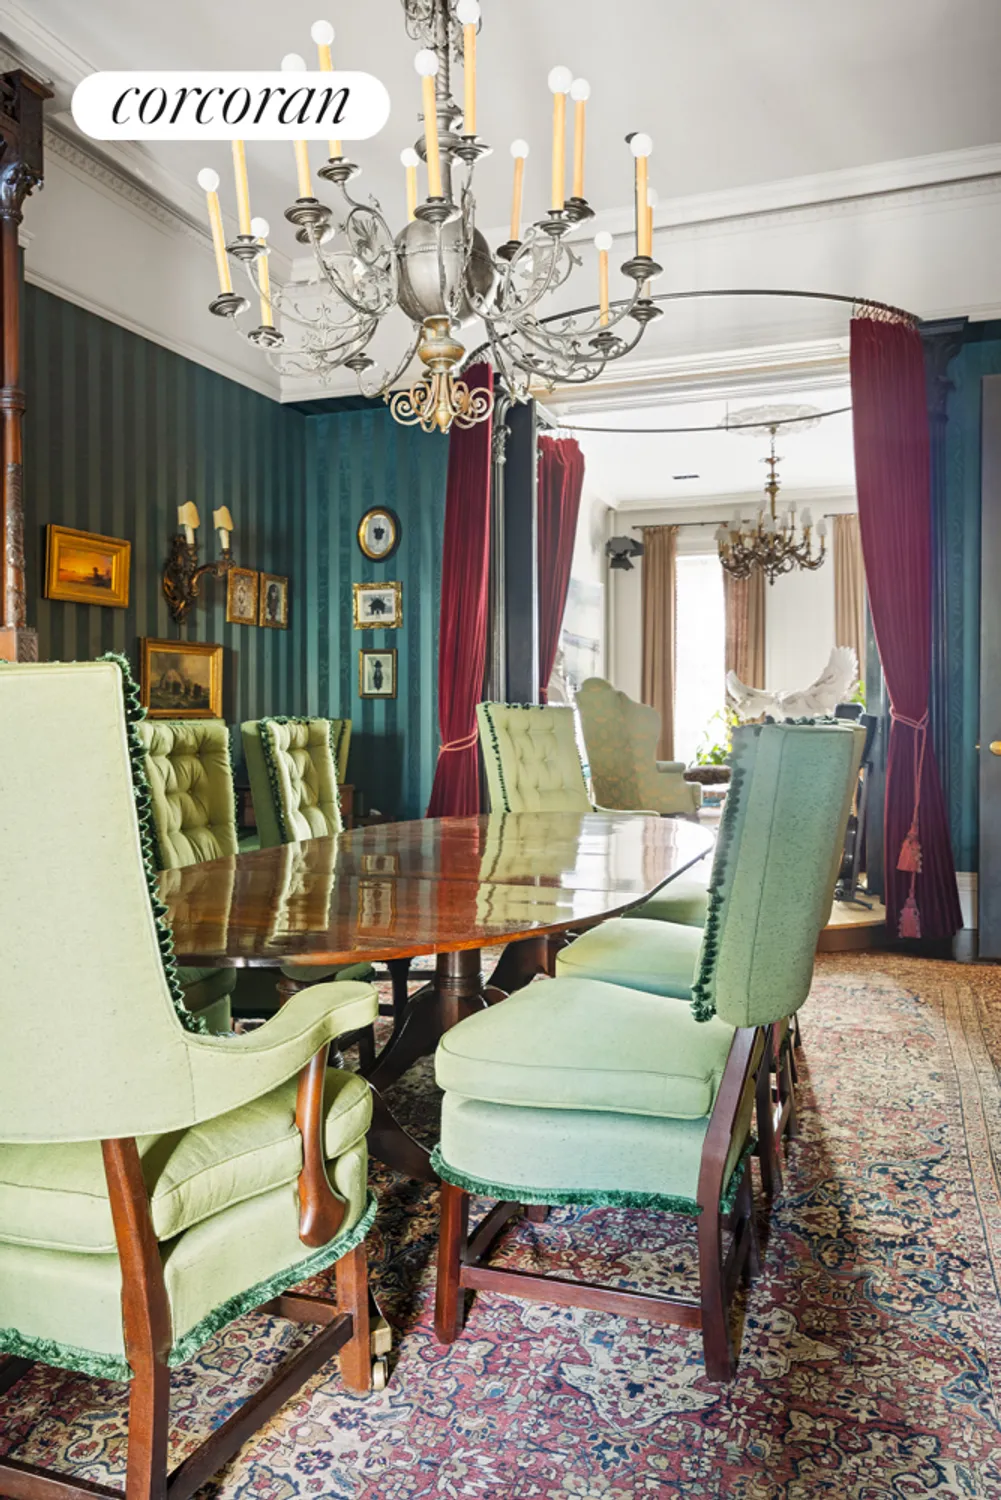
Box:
[23, 285, 449, 819]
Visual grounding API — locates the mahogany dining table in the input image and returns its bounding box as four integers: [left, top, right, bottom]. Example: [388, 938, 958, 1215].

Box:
[160, 811, 714, 1180]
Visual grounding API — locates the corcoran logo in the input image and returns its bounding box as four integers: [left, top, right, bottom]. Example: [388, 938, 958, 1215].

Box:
[71, 69, 390, 141]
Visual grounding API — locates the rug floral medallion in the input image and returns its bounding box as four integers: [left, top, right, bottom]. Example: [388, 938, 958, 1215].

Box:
[5, 954, 1001, 1498]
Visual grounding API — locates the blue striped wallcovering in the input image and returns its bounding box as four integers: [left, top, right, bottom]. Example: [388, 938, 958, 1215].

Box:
[23, 285, 448, 819]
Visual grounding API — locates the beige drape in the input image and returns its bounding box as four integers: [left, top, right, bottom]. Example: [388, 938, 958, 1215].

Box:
[834, 514, 866, 677]
[640, 525, 677, 759]
[723, 568, 766, 688]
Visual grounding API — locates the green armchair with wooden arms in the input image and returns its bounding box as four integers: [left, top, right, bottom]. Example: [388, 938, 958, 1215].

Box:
[431, 720, 863, 1381]
[0, 660, 381, 1500]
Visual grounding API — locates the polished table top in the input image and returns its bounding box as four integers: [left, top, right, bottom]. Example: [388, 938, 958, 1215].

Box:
[161, 812, 714, 969]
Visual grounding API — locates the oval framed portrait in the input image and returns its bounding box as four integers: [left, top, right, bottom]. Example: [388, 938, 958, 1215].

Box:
[357, 507, 401, 562]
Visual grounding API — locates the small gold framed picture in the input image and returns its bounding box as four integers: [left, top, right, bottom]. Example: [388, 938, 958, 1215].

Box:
[259, 573, 289, 629]
[359, 648, 397, 699]
[225, 567, 259, 626]
[141, 639, 223, 719]
[44, 525, 131, 608]
[357, 507, 401, 562]
[353, 580, 402, 629]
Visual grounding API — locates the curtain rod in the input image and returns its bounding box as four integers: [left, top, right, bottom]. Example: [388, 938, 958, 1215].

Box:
[632, 511, 852, 530]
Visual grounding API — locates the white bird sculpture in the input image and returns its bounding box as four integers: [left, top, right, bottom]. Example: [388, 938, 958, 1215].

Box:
[726, 646, 859, 722]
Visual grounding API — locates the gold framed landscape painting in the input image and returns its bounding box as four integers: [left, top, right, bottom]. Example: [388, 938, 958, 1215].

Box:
[141, 639, 223, 719]
[44, 525, 130, 608]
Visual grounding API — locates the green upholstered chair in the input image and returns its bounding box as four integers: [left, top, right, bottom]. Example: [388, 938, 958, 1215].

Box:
[137, 719, 239, 1034]
[0, 659, 381, 1500]
[477, 699, 711, 927]
[576, 677, 703, 817]
[432, 720, 864, 1381]
[241, 717, 375, 1053]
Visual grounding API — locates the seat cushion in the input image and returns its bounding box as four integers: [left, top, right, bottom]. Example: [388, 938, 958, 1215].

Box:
[435, 976, 735, 1120]
[555, 918, 704, 998]
[0, 1069, 371, 1254]
[281, 961, 375, 986]
[629, 870, 710, 928]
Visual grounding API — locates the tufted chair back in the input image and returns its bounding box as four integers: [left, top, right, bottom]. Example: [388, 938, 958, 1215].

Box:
[137, 719, 238, 869]
[242, 717, 344, 847]
[576, 678, 701, 816]
[692, 721, 865, 1030]
[477, 703, 592, 814]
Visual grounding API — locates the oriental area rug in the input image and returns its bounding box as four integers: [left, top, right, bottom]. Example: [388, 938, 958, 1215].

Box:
[4, 954, 1001, 1499]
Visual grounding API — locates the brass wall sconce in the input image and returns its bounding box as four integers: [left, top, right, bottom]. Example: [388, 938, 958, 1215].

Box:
[163, 504, 236, 623]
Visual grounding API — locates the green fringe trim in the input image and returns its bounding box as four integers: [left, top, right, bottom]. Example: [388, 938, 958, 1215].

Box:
[0, 1328, 131, 1383]
[98, 653, 210, 1037]
[166, 1190, 377, 1368]
[0, 1193, 377, 1385]
[688, 726, 759, 1024]
[430, 1145, 754, 1217]
[256, 716, 344, 844]
[477, 703, 511, 813]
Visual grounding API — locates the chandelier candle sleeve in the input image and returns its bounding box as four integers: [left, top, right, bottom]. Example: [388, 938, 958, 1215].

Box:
[630, 133, 653, 257]
[401, 147, 419, 221]
[457, 0, 480, 135]
[231, 140, 252, 235]
[595, 231, 612, 326]
[549, 67, 572, 211]
[571, 78, 590, 200]
[510, 139, 529, 241]
[197, 168, 232, 295]
[281, 54, 313, 197]
[251, 215, 273, 327]
[311, 21, 342, 157]
[416, 50, 443, 198]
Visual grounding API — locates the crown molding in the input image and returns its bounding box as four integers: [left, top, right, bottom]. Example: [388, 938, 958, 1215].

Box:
[24, 267, 281, 401]
[610, 486, 857, 517]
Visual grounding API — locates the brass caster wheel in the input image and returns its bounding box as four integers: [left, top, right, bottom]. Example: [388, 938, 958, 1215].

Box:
[370, 1314, 392, 1357]
[372, 1355, 388, 1391]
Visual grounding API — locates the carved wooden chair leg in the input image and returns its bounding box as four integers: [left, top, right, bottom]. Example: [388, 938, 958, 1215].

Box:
[335, 1242, 373, 1393]
[387, 957, 412, 1026]
[755, 1056, 781, 1200]
[737, 1170, 761, 1282]
[780, 1043, 799, 1139]
[435, 1181, 470, 1343]
[524, 1204, 550, 1224]
[697, 1201, 733, 1383]
[125, 1355, 171, 1500]
[356, 1025, 377, 1074]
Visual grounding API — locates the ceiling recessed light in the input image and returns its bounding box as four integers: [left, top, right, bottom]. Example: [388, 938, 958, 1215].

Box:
[672, 473, 699, 480]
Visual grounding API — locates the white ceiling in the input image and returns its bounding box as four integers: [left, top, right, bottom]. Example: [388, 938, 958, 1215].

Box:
[558, 382, 855, 511]
[15, 0, 1001, 260]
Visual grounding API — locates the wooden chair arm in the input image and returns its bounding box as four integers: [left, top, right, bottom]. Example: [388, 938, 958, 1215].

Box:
[697, 1026, 764, 1212]
[295, 1044, 347, 1248]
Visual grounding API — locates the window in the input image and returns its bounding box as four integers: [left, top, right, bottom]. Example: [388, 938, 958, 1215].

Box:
[674, 552, 726, 767]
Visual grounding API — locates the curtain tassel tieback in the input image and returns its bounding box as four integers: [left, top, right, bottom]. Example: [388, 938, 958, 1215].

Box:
[437, 729, 479, 760]
[890, 707, 929, 937]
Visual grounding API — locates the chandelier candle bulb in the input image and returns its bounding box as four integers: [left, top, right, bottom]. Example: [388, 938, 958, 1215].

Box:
[197, 167, 232, 295]
[456, 0, 480, 136]
[415, 50, 443, 198]
[630, 133, 653, 257]
[548, 66, 572, 212]
[251, 215, 273, 327]
[310, 20, 342, 157]
[401, 147, 420, 220]
[571, 78, 590, 200]
[594, 230, 612, 325]
[510, 139, 529, 241]
[231, 140, 252, 235]
[177, 502, 200, 546]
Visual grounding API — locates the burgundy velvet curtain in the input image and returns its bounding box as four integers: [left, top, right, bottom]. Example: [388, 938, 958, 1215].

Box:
[537, 436, 585, 701]
[426, 364, 494, 818]
[849, 316, 961, 939]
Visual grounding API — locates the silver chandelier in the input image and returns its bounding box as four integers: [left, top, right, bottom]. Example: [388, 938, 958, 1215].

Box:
[198, 0, 663, 433]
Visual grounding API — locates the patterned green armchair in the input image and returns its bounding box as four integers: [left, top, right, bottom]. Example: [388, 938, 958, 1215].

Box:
[576, 677, 702, 816]
[432, 721, 863, 1381]
[242, 716, 373, 1005]
[137, 719, 239, 1034]
[0, 660, 380, 1499]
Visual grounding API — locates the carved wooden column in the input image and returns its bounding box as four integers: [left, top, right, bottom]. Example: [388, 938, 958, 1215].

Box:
[0, 70, 50, 663]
